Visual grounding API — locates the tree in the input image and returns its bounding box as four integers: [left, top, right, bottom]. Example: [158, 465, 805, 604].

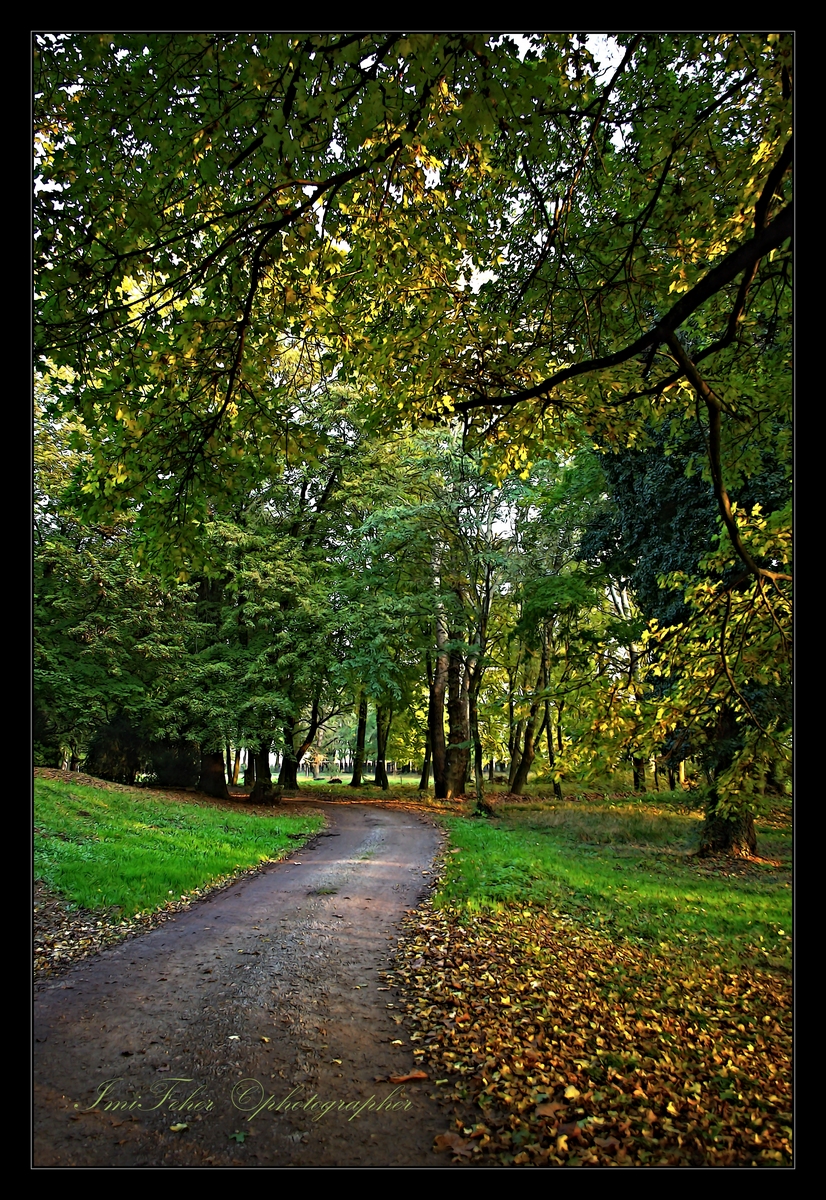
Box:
[34, 398, 198, 773]
[580, 418, 790, 853]
[34, 34, 791, 842]
[34, 32, 516, 552]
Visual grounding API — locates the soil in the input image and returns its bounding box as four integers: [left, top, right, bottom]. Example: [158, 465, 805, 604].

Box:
[33, 797, 468, 1168]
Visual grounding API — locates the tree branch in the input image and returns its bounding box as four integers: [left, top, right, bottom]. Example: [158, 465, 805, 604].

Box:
[454, 202, 792, 414]
[665, 333, 791, 585]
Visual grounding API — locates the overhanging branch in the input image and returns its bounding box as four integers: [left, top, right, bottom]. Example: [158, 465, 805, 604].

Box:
[454, 202, 793, 414]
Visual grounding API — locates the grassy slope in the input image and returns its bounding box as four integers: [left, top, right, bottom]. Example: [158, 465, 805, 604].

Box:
[34, 777, 324, 917]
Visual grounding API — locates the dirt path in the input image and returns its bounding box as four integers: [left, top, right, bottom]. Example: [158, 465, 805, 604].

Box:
[33, 802, 460, 1167]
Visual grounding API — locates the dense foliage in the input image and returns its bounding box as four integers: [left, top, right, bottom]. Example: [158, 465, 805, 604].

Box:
[33, 33, 792, 851]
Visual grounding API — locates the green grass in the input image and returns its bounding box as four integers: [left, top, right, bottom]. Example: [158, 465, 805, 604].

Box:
[34, 778, 324, 917]
[300, 774, 424, 788]
[437, 799, 792, 970]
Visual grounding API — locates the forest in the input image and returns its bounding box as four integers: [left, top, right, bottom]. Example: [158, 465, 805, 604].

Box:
[34, 33, 792, 856]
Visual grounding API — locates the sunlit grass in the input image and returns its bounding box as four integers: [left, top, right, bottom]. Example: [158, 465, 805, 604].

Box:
[34, 778, 324, 917]
[437, 800, 791, 970]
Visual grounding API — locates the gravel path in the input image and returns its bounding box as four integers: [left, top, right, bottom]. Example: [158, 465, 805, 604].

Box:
[33, 802, 457, 1167]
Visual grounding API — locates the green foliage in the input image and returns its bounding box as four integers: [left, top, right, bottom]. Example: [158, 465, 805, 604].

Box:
[33, 34, 791, 833]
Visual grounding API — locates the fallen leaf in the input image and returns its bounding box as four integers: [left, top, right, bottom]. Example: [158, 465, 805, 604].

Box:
[388, 1069, 428, 1083]
[535, 1101, 565, 1118]
[434, 1132, 474, 1157]
[170, 1123, 188, 1132]
[595, 1135, 621, 1151]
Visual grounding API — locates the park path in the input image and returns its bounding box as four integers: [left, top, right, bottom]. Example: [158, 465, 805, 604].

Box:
[33, 803, 458, 1167]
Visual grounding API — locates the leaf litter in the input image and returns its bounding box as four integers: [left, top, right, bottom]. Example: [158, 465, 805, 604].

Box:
[393, 899, 791, 1166]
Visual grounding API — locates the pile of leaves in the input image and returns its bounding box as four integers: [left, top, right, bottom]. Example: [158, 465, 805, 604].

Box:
[392, 902, 792, 1166]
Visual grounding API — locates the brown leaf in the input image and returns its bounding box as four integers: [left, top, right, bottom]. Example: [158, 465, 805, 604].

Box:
[535, 1100, 565, 1118]
[388, 1069, 428, 1083]
[595, 1135, 621, 1151]
[434, 1133, 474, 1157]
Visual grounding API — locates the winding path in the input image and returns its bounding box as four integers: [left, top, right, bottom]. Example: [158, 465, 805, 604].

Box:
[33, 802, 456, 1167]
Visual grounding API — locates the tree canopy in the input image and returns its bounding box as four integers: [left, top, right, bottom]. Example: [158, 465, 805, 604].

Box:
[33, 32, 792, 847]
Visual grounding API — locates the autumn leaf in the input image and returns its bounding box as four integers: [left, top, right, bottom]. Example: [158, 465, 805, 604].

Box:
[434, 1132, 474, 1157]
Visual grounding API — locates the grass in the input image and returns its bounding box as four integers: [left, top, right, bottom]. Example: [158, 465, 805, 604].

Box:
[34, 777, 324, 917]
[435, 797, 792, 971]
[300, 773, 424, 788]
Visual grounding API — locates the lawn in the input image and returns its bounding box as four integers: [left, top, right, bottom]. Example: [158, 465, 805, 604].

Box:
[34, 776, 324, 917]
[436, 797, 791, 971]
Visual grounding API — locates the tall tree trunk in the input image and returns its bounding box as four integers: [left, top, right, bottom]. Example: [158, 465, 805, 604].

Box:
[429, 628, 449, 799]
[508, 721, 524, 791]
[278, 720, 300, 790]
[243, 748, 255, 787]
[231, 747, 241, 786]
[349, 692, 367, 787]
[511, 707, 547, 796]
[198, 750, 230, 800]
[445, 643, 470, 800]
[632, 757, 646, 793]
[698, 706, 756, 856]
[418, 726, 432, 790]
[698, 788, 757, 857]
[470, 677, 485, 812]
[250, 739, 275, 802]
[545, 700, 563, 800]
[374, 705, 392, 790]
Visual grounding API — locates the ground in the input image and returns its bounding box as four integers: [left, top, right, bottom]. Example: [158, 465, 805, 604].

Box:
[33, 772, 792, 1167]
[33, 785, 470, 1167]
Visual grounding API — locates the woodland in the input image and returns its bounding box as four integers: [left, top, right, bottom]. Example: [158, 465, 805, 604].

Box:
[33, 33, 792, 856]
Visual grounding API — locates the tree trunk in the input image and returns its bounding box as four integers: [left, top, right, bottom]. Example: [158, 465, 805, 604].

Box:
[197, 750, 230, 800]
[374, 704, 392, 790]
[698, 790, 757, 857]
[545, 700, 563, 800]
[429, 630, 449, 798]
[445, 644, 470, 800]
[243, 748, 255, 787]
[418, 726, 432, 790]
[250, 739, 278, 802]
[698, 707, 756, 856]
[469, 677, 485, 812]
[349, 692, 367, 787]
[231, 747, 241, 786]
[632, 756, 646, 793]
[508, 720, 524, 791]
[278, 721, 300, 790]
[511, 706, 547, 796]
